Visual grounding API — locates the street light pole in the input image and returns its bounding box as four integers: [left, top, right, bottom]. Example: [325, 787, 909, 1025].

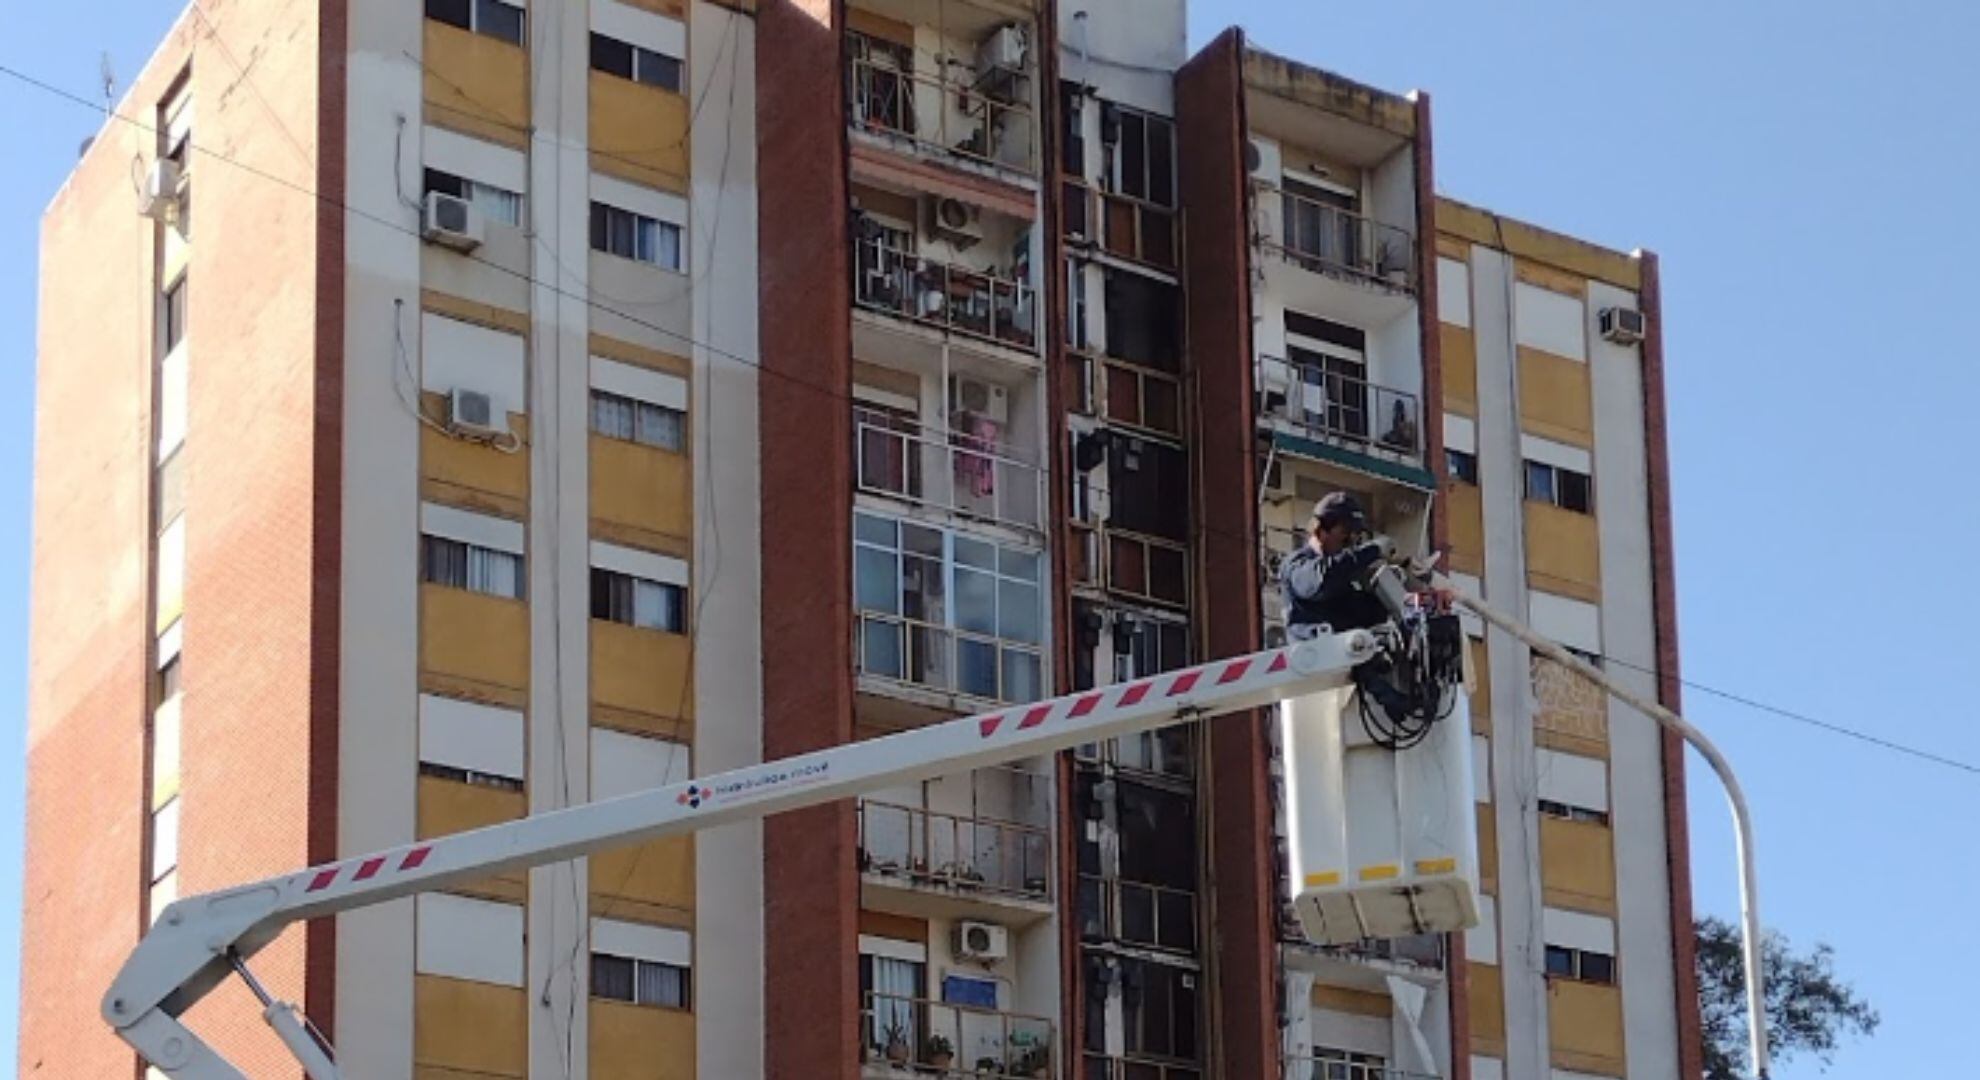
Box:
[1456, 595, 1770, 1079]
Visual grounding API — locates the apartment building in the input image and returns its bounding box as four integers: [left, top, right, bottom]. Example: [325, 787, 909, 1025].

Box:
[22, 2, 1696, 1079]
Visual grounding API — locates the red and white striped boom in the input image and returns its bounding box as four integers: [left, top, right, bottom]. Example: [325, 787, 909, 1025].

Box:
[104, 630, 1380, 1079]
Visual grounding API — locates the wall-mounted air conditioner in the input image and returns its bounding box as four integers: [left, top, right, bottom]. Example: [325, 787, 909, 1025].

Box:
[447, 388, 504, 438]
[953, 920, 1009, 962]
[1599, 306, 1646, 345]
[950, 376, 1010, 425]
[924, 195, 983, 249]
[977, 25, 1027, 76]
[139, 160, 183, 221]
[422, 191, 484, 252]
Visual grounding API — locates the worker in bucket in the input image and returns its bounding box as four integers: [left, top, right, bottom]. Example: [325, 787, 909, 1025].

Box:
[1281, 491, 1414, 716]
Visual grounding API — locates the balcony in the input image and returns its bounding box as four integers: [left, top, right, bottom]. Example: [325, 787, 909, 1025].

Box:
[1259, 185, 1415, 293]
[861, 991, 1056, 1079]
[1258, 355, 1422, 462]
[855, 235, 1039, 353]
[858, 799, 1053, 921]
[1285, 1055, 1436, 1080]
[1083, 1056, 1200, 1080]
[856, 408, 1045, 534]
[849, 52, 1038, 183]
[1064, 180, 1179, 273]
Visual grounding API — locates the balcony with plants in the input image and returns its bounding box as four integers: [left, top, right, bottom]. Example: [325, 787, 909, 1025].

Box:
[859, 991, 1056, 1079]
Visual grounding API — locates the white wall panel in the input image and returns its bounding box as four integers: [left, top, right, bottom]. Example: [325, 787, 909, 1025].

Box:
[592, 728, 691, 800]
[417, 894, 525, 986]
[1543, 907, 1616, 955]
[1528, 591, 1602, 654]
[592, 356, 688, 410]
[421, 312, 527, 417]
[593, 0, 686, 58]
[424, 125, 528, 192]
[593, 917, 692, 966]
[1438, 257, 1471, 327]
[591, 540, 689, 586]
[421, 501, 525, 554]
[1514, 282, 1586, 361]
[1537, 748, 1609, 813]
[419, 694, 525, 780]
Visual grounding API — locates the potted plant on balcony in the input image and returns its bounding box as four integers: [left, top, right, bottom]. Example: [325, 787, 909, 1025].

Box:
[974, 1057, 1000, 1076]
[883, 1019, 912, 1068]
[1013, 1046, 1051, 1079]
[922, 1033, 955, 1072]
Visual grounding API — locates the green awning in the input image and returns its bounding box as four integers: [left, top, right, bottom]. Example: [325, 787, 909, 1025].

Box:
[1271, 430, 1437, 492]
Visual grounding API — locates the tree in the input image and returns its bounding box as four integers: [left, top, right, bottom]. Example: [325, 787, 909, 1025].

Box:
[1695, 916, 1878, 1079]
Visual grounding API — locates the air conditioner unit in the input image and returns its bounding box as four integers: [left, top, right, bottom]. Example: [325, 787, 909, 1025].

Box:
[1599, 306, 1646, 345]
[977, 25, 1027, 75]
[925, 195, 983, 248]
[422, 191, 485, 252]
[954, 920, 1009, 963]
[139, 160, 183, 221]
[950, 376, 1010, 425]
[447, 387, 505, 438]
[1245, 136, 1280, 183]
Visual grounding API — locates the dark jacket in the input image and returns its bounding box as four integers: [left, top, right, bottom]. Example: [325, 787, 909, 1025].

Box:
[1281, 542, 1388, 637]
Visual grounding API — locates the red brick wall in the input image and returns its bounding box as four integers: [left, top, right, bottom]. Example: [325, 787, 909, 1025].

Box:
[1638, 251, 1706, 1080]
[23, 1, 335, 1073]
[1176, 29, 1279, 1080]
[755, 3, 858, 1079]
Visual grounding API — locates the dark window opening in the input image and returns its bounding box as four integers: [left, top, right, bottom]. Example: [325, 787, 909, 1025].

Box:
[1103, 270, 1181, 372]
[1105, 436, 1189, 542]
[162, 277, 188, 353]
[591, 953, 690, 1008]
[591, 567, 687, 632]
[1447, 448, 1478, 485]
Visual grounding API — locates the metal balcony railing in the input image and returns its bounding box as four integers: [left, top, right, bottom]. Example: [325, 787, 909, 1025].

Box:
[861, 991, 1055, 1079]
[1261, 185, 1416, 290]
[1314, 933, 1447, 968]
[1083, 1055, 1201, 1080]
[855, 236, 1039, 351]
[1284, 1054, 1437, 1080]
[855, 410, 1046, 533]
[856, 610, 1046, 705]
[857, 799, 1052, 902]
[1078, 873, 1198, 954]
[849, 55, 1038, 176]
[1258, 355, 1423, 458]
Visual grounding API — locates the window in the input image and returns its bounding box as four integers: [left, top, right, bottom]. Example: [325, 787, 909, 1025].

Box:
[1105, 105, 1175, 208]
[1061, 85, 1086, 177]
[590, 33, 684, 92]
[591, 953, 690, 1008]
[591, 389, 685, 451]
[591, 202, 683, 270]
[1538, 799, 1609, 825]
[155, 448, 185, 531]
[1545, 944, 1616, 984]
[421, 535, 525, 599]
[859, 952, 925, 1052]
[854, 513, 1045, 703]
[425, 0, 525, 46]
[158, 654, 182, 703]
[418, 762, 525, 792]
[1103, 270, 1181, 372]
[162, 277, 188, 353]
[1525, 460, 1593, 514]
[1118, 956, 1198, 1061]
[1066, 257, 1089, 350]
[1105, 437, 1189, 542]
[591, 568, 686, 632]
[423, 167, 522, 227]
[1447, 448, 1478, 485]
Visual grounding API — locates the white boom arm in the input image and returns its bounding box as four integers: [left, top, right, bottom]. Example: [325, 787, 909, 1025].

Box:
[105, 631, 1382, 1078]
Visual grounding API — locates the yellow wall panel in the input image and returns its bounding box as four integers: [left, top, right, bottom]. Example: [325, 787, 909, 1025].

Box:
[592, 619, 693, 721]
[1517, 347, 1593, 447]
[592, 836, 696, 922]
[418, 775, 524, 836]
[420, 584, 529, 692]
[1541, 818, 1617, 914]
[1550, 978, 1626, 1074]
[591, 436, 692, 547]
[423, 22, 529, 149]
[591, 334, 691, 377]
[1311, 984, 1390, 1018]
[1468, 637, 1491, 733]
[1476, 804, 1498, 892]
[1437, 198, 1641, 291]
[415, 976, 527, 1078]
[1446, 482, 1484, 575]
[423, 396, 529, 517]
[1441, 325, 1477, 410]
[591, 1000, 696, 1080]
[1524, 501, 1601, 601]
[590, 74, 690, 194]
[1468, 962, 1505, 1044]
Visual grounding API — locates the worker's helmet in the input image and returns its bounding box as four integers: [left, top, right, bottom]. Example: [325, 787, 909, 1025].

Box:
[1312, 492, 1369, 532]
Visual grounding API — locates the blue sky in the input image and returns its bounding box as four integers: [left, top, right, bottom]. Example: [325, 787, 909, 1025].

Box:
[3, 0, 1975, 1074]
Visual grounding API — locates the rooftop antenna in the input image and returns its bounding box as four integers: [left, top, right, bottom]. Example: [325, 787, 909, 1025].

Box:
[99, 52, 116, 114]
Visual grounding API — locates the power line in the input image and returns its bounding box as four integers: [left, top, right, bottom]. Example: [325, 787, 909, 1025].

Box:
[1592, 652, 1980, 777]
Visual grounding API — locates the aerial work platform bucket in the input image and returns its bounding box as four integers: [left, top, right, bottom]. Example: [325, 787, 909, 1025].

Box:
[1280, 684, 1480, 944]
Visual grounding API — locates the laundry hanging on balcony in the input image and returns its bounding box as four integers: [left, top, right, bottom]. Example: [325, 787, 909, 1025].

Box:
[953, 415, 1001, 498]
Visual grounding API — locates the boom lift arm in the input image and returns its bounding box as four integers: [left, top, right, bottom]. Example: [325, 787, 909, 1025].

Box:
[104, 630, 1387, 1079]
